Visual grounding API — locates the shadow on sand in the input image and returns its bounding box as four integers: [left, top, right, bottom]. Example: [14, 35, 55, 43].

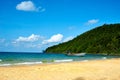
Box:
[74, 77, 85, 80]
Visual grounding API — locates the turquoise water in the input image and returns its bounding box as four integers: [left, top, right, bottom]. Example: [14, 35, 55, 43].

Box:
[0, 52, 119, 66]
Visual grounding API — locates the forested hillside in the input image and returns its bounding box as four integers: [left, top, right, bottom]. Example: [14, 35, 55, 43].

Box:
[45, 24, 120, 55]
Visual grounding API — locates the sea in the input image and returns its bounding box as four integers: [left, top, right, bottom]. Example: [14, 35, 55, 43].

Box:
[0, 52, 120, 66]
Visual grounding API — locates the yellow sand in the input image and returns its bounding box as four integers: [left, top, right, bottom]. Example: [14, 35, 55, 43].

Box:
[0, 59, 120, 80]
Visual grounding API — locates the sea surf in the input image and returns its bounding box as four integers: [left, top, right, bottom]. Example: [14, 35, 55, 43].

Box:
[0, 52, 120, 66]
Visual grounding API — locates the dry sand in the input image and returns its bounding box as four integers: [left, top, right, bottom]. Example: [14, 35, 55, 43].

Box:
[0, 59, 120, 80]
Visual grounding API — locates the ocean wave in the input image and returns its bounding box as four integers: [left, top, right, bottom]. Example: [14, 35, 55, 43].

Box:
[54, 59, 73, 63]
[0, 63, 12, 66]
[0, 61, 43, 67]
[0, 59, 73, 66]
[15, 61, 43, 65]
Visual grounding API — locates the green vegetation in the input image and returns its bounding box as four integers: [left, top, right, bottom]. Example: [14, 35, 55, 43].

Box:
[45, 24, 120, 55]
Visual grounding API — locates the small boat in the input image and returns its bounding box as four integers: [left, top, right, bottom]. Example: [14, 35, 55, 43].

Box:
[73, 53, 86, 56]
[66, 53, 86, 57]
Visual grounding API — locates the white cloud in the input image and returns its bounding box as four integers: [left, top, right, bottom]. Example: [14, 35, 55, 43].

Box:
[42, 34, 63, 44]
[16, 1, 45, 12]
[86, 19, 99, 25]
[12, 34, 46, 49]
[12, 34, 63, 49]
[15, 34, 40, 42]
[63, 36, 74, 42]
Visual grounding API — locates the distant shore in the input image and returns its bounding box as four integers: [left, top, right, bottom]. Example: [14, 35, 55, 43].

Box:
[0, 58, 120, 80]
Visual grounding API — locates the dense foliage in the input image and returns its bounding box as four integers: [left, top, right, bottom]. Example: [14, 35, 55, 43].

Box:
[45, 24, 120, 55]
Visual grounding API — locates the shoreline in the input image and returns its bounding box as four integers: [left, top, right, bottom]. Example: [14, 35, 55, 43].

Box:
[0, 57, 117, 67]
[0, 58, 119, 68]
[0, 58, 120, 80]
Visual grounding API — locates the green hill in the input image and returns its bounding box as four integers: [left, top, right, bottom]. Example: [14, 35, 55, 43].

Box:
[45, 24, 120, 55]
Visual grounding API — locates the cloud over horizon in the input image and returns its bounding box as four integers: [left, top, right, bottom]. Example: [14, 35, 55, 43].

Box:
[11, 34, 64, 49]
[11, 34, 44, 49]
[15, 34, 40, 42]
[42, 34, 63, 44]
[16, 1, 45, 12]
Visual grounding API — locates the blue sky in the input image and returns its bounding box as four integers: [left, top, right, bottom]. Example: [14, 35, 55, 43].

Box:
[0, 0, 120, 52]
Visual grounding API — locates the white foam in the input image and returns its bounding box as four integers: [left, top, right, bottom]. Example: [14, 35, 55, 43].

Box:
[102, 57, 107, 59]
[0, 64, 12, 66]
[0, 61, 43, 67]
[54, 59, 73, 63]
[15, 61, 43, 65]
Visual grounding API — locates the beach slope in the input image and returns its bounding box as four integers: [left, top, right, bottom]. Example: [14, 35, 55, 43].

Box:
[0, 59, 120, 80]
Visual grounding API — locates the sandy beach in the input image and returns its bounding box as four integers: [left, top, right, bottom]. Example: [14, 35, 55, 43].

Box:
[0, 59, 120, 80]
